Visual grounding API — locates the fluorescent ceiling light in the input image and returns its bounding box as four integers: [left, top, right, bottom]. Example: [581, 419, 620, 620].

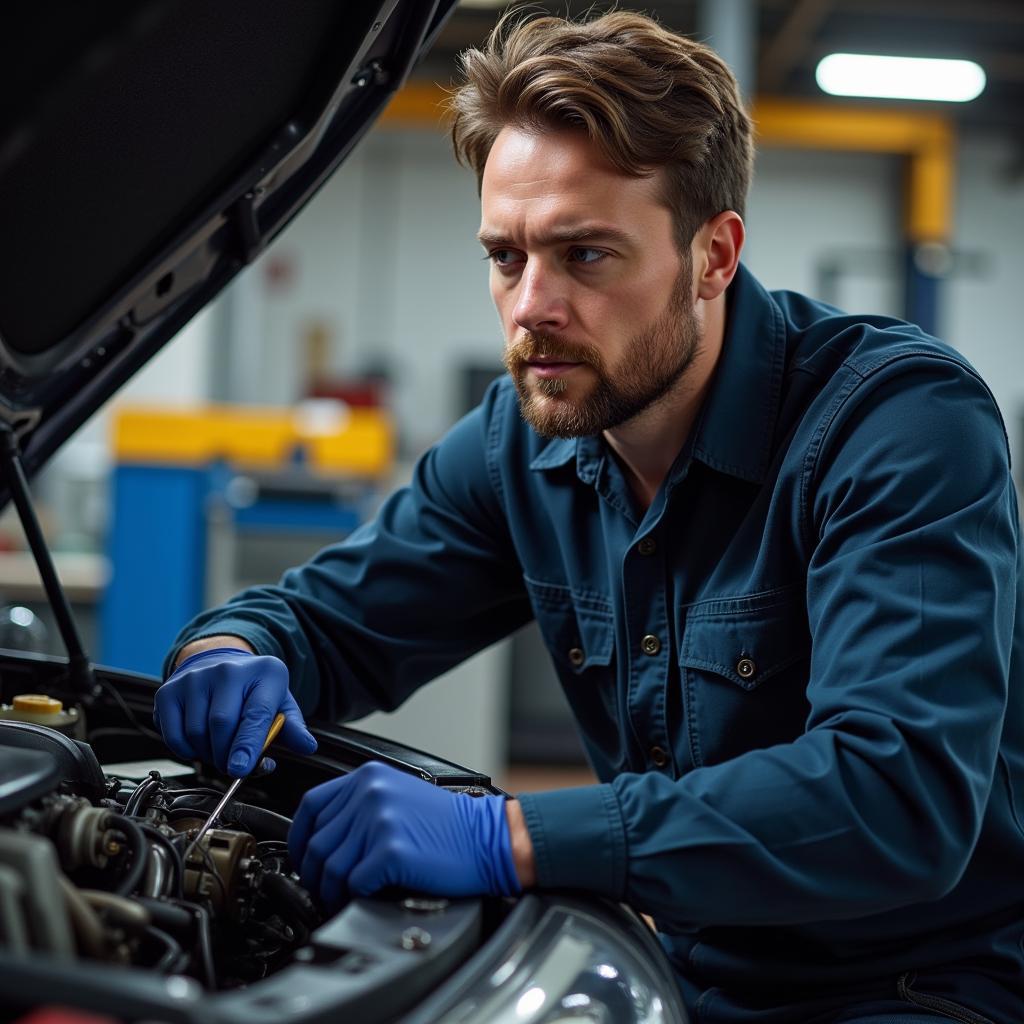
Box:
[816, 53, 986, 102]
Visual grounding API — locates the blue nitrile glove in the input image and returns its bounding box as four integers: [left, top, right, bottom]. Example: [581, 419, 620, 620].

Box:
[288, 761, 522, 909]
[153, 648, 317, 777]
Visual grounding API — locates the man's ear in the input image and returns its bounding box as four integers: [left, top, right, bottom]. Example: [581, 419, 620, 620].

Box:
[693, 211, 745, 301]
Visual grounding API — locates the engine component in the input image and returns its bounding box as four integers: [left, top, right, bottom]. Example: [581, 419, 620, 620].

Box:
[0, 694, 81, 737]
[0, 735, 324, 995]
[0, 721, 105, 804]
[0, 829, 75, 957]
[56, 876, 109, 960]
[182, 828, 258, 918]
[0, 864, 29, 953]
[143, 840, 171, 898]
[51, 799, 122, 871]
[0, 747, 59, 817]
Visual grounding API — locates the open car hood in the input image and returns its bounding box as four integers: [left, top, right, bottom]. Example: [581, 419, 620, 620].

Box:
[0, 0, 455, 501]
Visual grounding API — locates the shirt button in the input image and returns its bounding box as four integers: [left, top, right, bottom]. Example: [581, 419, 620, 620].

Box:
[649, 745, 669, 768]
[641, 634, 661, 656]
[736, 656, 756, 680]
[568, 647, 585, 667]
[637, 536, 657, 556]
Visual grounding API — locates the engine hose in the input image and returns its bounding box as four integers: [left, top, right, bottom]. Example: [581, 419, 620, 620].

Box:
[140, 898, 214, 986]
[136, 897, 193, 934]
[192, 904, 216, 989]
[57, 876, 107, 958]
[168, 799, 292, 842]
[142, 842, 169, 898]
[122, 774, 163, 818]
[144, 925, 185, 973]
[166, 807, 210, 827]
[227, 802, 291, 842]
[259, 871, 319, 939]
[140, 826, 185, 899]
[79, 890, 151, 931]
[106, 813, 149, 896]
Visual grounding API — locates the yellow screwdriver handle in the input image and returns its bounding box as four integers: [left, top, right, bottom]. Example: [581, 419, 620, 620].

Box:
[262, 712, 286, 756]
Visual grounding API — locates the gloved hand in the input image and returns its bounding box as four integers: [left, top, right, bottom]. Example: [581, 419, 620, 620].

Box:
[288, 761, 522, 909]
[153, 647, 317, 776]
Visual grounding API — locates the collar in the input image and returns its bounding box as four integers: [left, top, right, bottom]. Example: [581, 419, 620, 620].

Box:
[528, 433, 603, 484]
[528, 263, 787, 487]
[688, 262, 787, 484]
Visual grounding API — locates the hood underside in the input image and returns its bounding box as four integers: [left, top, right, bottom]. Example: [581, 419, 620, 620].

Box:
[0, 0, 455, 499]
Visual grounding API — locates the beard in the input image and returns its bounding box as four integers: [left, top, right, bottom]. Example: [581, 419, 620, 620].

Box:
[502, 265, 701, 438]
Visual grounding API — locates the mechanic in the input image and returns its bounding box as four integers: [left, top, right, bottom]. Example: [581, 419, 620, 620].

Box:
[153, 11, 1024, 1024]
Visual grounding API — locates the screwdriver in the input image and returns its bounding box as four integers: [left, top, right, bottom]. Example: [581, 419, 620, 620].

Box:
[184, 712, 286, 860]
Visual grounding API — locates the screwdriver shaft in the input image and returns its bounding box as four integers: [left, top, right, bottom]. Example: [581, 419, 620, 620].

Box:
[183, 712, 286, 861]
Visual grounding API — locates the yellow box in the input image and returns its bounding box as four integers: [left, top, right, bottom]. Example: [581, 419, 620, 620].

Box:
[112, 403, 395, 477]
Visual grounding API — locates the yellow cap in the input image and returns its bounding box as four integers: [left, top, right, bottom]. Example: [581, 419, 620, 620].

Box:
[13, 694, 63, 714]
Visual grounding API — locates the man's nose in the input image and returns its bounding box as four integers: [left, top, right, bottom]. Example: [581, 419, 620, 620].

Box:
[511, 262, 569, 335]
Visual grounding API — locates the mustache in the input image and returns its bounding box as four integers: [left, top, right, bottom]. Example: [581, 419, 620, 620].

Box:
[504, 333, 603, 370]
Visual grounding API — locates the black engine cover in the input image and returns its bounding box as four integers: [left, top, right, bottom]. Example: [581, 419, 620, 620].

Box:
[0, 721, 105, 806]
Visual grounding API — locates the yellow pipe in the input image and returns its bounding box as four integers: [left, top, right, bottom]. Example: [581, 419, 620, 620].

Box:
[379, 82, 452, 128]
[379, 85, 955, 243]
[905, 142, 954, 243]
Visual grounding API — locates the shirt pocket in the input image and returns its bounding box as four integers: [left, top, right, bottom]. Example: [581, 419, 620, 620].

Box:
[523, 576, 624, 770]
[679, 585, 811, 768]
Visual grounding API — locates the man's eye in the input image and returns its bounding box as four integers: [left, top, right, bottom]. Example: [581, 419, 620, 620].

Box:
[488, 249, 521, 267]
[569, 247, 606, 265]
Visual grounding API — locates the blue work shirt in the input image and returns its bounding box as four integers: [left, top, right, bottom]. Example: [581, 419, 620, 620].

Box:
[171, 264, 1024, 1022]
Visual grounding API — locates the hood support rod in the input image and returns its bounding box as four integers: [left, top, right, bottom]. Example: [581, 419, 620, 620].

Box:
[0, 424, 98, 698]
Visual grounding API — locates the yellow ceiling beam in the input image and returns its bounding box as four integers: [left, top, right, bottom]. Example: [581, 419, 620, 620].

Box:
[379, 85, 955, 243]
[751, 97, 952, 154]
[752, 98, 955, 242]
[379, 82, 452, 128]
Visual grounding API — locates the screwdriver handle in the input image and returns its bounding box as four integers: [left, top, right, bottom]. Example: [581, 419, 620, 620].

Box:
[262, 711, 286, 756]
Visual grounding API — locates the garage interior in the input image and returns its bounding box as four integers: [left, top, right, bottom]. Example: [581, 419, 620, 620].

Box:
[2, 0, 1022, 797]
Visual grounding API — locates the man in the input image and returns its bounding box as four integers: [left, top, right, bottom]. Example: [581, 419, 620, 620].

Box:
[153, 11, 1024, 1023]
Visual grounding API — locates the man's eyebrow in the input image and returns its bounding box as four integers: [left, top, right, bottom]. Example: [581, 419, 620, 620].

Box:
[476, 225, 635, 247]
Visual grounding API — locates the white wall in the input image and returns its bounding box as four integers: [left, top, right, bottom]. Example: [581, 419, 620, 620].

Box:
[744, 147, 903, 317]
[261, 128, 499, 450]
[253, 128, 1007, 456]
[947, 136, 1024, 459]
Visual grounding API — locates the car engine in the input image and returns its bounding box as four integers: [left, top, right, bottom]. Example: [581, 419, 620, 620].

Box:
[0, 717, 319, 991]
[0, 687, 685, 1024]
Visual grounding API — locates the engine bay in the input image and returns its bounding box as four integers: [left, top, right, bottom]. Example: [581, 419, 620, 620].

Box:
[0, 717, 320, 989]
[0, 699, 492, 1024]
[0, 672, 685, 1024]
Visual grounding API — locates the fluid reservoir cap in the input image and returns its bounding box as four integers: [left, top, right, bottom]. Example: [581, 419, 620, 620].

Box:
[12, 693, 63, 715]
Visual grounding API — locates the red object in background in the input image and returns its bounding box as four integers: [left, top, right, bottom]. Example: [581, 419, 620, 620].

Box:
[263, 252, 297, 292]
[309, 379, 388, 409]
[13, 1010, 119, 1024]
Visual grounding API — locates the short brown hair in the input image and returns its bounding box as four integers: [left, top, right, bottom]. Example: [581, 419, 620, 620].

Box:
[449, 9, 754, 250]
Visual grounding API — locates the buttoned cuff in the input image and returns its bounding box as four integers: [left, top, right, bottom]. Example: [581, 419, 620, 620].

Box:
[516, 784, 628, 898]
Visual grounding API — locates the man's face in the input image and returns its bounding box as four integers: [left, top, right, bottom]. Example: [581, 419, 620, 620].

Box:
[479, 126, 702, 438]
